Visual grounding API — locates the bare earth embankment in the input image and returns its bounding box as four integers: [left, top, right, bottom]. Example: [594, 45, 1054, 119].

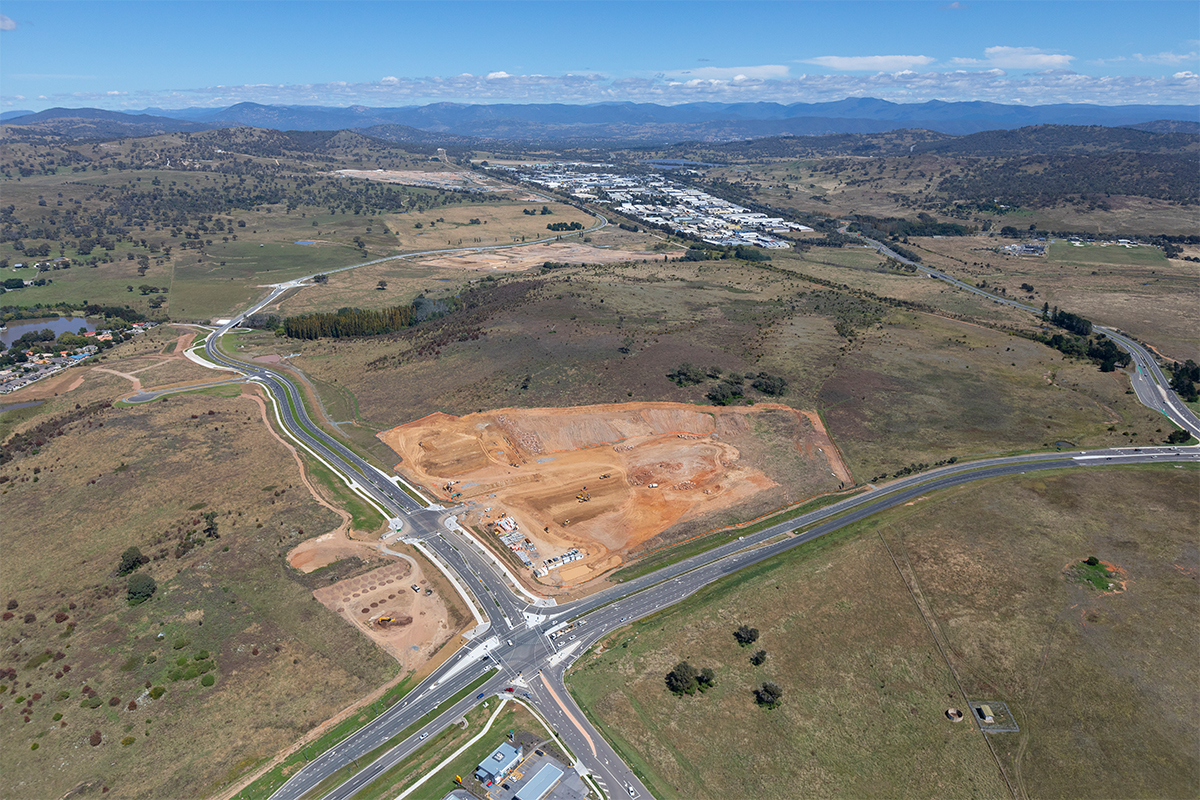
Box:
[379, 402, 848, 586]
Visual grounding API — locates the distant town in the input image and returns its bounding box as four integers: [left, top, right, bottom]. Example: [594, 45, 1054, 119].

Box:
[500, 162, 812, 248]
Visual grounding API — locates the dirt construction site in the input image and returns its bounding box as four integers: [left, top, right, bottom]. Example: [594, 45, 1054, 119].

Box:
[378, 402, 851, 587]
[310, 558, 456, 669]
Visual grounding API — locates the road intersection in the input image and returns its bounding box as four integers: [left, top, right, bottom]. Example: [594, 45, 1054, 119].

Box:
[191, 220, 1197, 800]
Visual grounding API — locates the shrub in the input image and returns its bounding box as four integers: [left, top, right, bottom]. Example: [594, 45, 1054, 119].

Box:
[52, 712, 62, 721]
[750, 649, 768, 666]
[149, 686, 165, 700]
[193, 650, 210, 661]
[1085, 556, 1100, 566]
[173, 638, 190, 650]
[127, 700, 137, 711]
[665, 661, 698, 696]
[30, 743, 38, 751]
[733, 625, 760, 646]
[126, 573, 156, 605]
[176, 657, 188, 667]
[751, 373, 787, 396]
[201, 674, 215, 687]
[144, 655, 156, 665]
[754, 682, 784, 708]
[121, 736, 135, 746]
[89, 730, 102, 746]
[118, 546, 148, 575]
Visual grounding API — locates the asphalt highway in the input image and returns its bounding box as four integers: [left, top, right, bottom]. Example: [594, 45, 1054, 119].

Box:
[187, 212, 1198, 800]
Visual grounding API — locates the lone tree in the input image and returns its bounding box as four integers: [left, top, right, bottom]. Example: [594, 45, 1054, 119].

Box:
[697, 667, 716, 691]
[750, 649, 767, 666]
[312, 274, 329, 285]
[202, 512, 219, 539]
[127, 573, 157, 605]
[665, 661, 699, 696]
[754, 682, 784, 709]
[733, 625, 759, 647]
[377, 280, 388, 291]
[118, 546, 148, 575]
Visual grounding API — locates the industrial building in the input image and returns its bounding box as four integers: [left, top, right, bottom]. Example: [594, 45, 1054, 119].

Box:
[514, 763, 564, 800]
[475, 742, 523, 784]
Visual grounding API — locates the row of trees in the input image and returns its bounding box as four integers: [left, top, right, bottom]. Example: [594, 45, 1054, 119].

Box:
[283, 302, 441, 340]
[1170, 359, 1200, 402]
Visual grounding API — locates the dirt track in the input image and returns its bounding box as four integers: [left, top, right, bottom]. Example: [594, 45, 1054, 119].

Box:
[417, 242, 663, 271]
[378, 402, 850, 586]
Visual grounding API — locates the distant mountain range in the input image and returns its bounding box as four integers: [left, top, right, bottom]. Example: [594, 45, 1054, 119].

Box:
[3, 98, 1197, 143]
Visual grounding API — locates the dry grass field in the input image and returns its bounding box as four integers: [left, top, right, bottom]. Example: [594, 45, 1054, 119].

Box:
[383, 201, 596, 252]
[235, 254, 1174, 502]
[567, 465, 1199, 800]
[0, 334, 410, 799]
[902, 237, 1199, 362]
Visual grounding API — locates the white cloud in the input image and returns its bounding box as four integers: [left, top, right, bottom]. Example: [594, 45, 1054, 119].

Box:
[380, 76, 399, 85]
[667, 64, 789, 80]
[1134, 49, 1200, 66]
[801, 55, 936, 72]
[0, 15, 15, 31]
[486, 71, 511, 80]
[942, 1, 967, 8]
[5, 67, 1197, 111]
[953, 46, 1074, 69]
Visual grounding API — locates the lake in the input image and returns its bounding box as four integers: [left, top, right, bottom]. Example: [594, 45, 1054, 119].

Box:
[1, 317, 98, 346]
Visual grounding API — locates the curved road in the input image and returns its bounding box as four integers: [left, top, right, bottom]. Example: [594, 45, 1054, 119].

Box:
[189, 210, 1197, 800]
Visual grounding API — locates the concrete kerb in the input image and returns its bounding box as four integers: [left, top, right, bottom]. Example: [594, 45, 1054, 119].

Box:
[403, 539, 488, 630]
[443, 516, 554, 608]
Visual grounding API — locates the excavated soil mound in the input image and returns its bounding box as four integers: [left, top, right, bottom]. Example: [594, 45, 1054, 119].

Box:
[378, 402, 850, 585]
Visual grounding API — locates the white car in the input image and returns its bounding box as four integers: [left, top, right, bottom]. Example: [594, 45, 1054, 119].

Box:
[418, 732, 428, 740]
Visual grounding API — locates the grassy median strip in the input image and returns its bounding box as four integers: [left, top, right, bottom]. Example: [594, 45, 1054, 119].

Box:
[610, 489, 864, 583]
[295, 670, 496, 800]
[301, 452, 384, 531]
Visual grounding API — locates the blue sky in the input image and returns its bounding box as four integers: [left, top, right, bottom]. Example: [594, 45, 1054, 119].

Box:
[2, 1, 1197, 111]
